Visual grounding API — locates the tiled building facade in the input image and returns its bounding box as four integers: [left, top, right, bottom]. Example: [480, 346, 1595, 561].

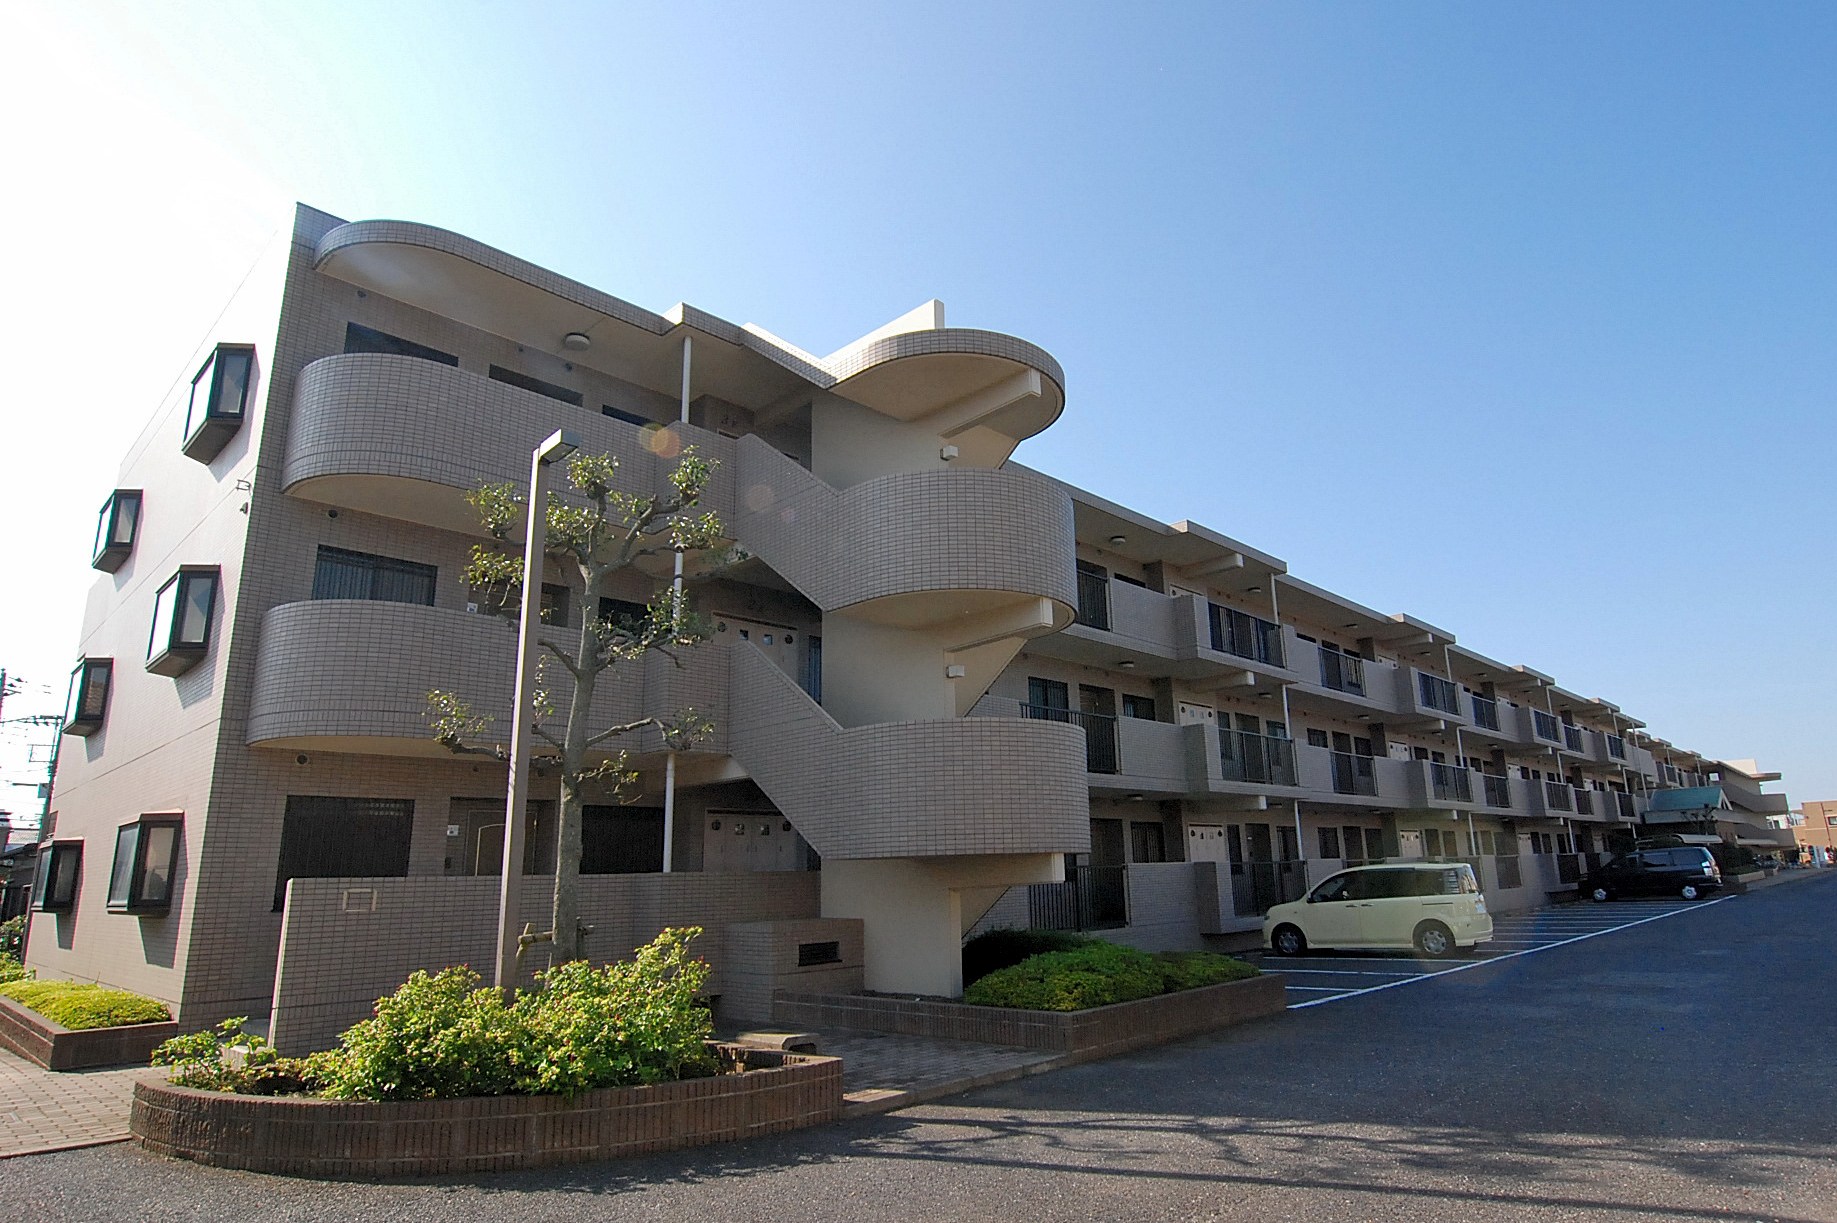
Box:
[30, 206, 1794, 1044]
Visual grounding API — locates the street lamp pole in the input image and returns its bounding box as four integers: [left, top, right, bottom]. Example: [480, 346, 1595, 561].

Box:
[495, 428, 580, 994]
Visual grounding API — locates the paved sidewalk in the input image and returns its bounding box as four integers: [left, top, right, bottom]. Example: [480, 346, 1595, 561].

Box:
[812, 1028, 1063, 1116]
[0, 1046, 152, 1159]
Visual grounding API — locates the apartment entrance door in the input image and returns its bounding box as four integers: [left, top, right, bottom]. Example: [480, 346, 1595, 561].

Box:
[1243, 821, 1281, 913]
[446, 798, 557, 876]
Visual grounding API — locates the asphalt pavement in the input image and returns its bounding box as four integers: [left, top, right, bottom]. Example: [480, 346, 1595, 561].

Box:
[5, 873, 1834, 1222]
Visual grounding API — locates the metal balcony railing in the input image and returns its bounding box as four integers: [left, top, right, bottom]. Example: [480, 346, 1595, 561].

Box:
[1027, 863, 1127, 931]
[1023, 704, 1119, 774]
[1470, 695, 1501, 731]
[1606, 734, 1626, 760]
[1230, 859, 1309, 917]
[1417, 673, 1462, 716]
[1331, 751, 1378, 797]
[1494, 854, 1523, 889]
[1562, 724, 1584, 752]
[1543, 779, 1574, 812]
[1482, 774, 1512, 808]
[1318, 650, 1364, 695]
[1208, 604, 1286, 667]
[1532, 709, 1563, 743]
[1074, 568, 1110, 631]
[1221, 731, 1298, 787]
[1572, 788, 1595, 817]
[1615, 792, 1637, 820]
[1429, 762, 1472, 803]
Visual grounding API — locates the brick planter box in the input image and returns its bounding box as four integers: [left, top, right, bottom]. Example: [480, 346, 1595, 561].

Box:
[130, 1044, 842, 1178]
[775, 972, 1286, 1063]
[0, 992, 178, 1071]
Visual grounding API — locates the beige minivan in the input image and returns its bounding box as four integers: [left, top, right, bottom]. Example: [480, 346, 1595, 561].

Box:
[1264, 862, 1493, 958]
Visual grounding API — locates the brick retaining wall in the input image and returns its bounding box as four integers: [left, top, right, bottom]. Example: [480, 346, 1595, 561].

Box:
[130, 1043, 842, 1178]
[0, 994, 178, 1071]
[775, 973, 1286, 1062]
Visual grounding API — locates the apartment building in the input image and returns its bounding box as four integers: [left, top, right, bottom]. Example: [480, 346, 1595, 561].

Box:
[1793, 799, 1835, 862]
[31, 205, 1793, 1045]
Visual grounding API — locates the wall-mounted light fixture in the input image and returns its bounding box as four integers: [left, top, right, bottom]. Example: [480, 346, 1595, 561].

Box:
[562, 332, 591, 351]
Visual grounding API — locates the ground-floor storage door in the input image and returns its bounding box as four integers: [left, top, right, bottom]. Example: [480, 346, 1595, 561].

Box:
[1187, 824, 1229, 864]
[703, 812, 805, 873]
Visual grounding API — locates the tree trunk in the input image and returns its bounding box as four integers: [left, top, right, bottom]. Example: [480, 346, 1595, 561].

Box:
[550, 608, 601, 963]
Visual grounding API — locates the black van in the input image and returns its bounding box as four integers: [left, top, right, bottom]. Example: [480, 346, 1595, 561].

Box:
[1583, 846, 1722, 902]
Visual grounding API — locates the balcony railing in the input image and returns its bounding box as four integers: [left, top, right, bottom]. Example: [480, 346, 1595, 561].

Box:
[1417, 673, 1462, 716]
[1531, 709, 1563, 743]
[1027, 863, 1127, 931]
[1606, 734, 1626, 760]
[1318, 650, 1364, 695]
[1543, 779, 1573, 812]
[1615, 792, 1637, 820]
[1572, 788, 1595, 817]
[1429, 762, 1472, 803]
[1221, 731, 1298, 787]
[1208, 604, 1285, 668]
[1482, 774, 1512, 808]
[1562, 724, 1584, 752]
[1331, 751, 1378, 797]
[1470, 695, 1501, 731]
[1230, 859, 1309, 917]
[1074, 568, 1110, 631]
[1023, 705, 1119, 774]
[1494, 853, 1523, 890]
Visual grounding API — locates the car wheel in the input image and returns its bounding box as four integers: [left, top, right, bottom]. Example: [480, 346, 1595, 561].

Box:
[1413, 921, 1456, 959]
[1588, 885, 1611, 903]
[1680, 884, 1700, 901]
[1271, 924, 1307, 957]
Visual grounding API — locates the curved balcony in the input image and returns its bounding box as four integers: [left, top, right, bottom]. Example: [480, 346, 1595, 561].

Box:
[246, 600, 728, 757]
[825, 328, 1065, 446]
[734, 435, 1075, 631]
[282, 353, 739, 533]
[729, 645, 1089, 860]
[314, 220, 1063, 442]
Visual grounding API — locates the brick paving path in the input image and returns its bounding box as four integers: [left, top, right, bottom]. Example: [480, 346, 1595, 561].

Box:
[0, 1046, 152, 1158]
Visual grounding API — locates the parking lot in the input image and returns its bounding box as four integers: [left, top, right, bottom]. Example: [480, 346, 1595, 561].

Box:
[1247, 895, 1734, 1008]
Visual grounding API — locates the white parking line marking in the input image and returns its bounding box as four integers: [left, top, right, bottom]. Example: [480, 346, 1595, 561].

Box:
[1284, 985, 1353, 992]
[1285, 896, 1735, 1010]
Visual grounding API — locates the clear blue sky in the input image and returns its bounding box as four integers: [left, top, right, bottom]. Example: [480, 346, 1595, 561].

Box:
[1, 0, 1829, 820]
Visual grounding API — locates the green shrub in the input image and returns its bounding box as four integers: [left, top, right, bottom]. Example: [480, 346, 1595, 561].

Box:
[0, 914, 24, 959]
[964, 942, 1166, 1011]
[0, 980, 170, 1029]
[312, 965, 532, 1101]
[314, 926, 715, 1102]
[965, 944, 1260, 1012]
[0, 952, 28, 985]
[1155, 951, 1258, 992]
[513, 927, 715, 1095]
[152, 1017, 323, 1096]
[962, 928, 1096, 987]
